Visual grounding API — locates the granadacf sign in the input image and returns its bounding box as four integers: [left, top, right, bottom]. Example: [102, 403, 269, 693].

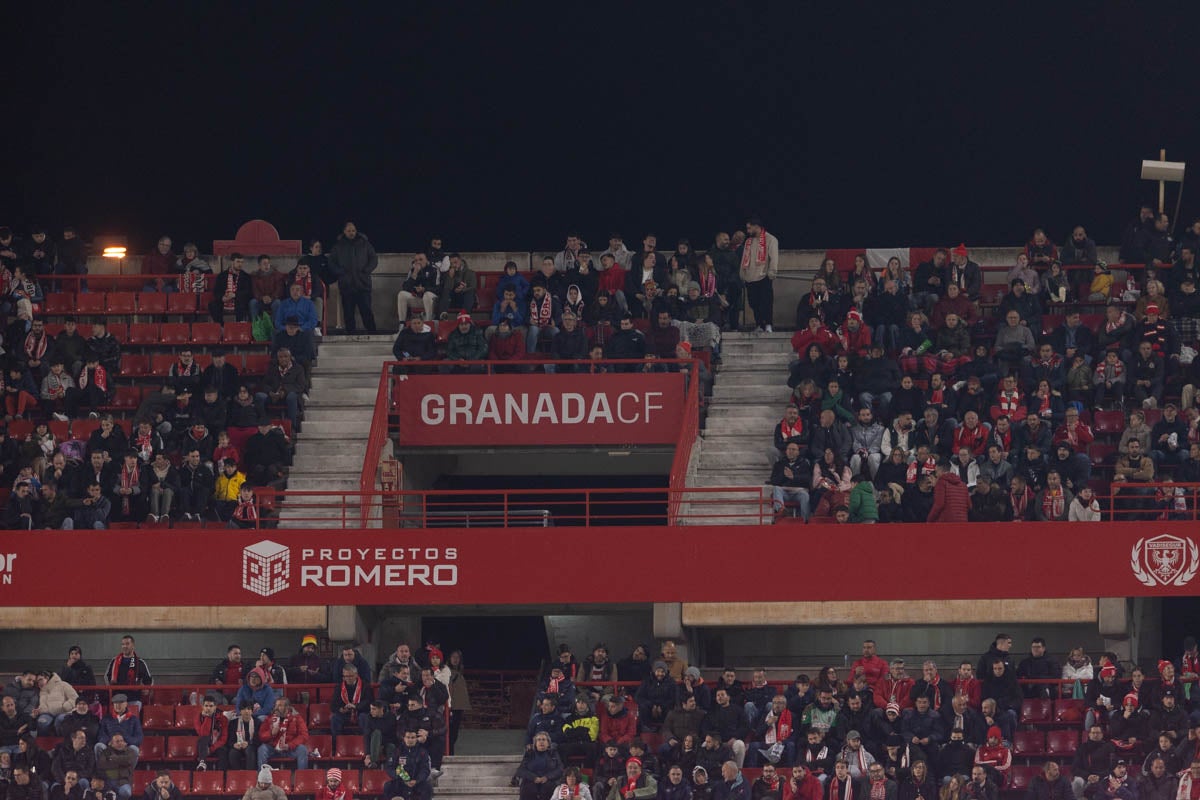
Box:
[0, 523, 1196, 606]
[393, 373, 683, 446]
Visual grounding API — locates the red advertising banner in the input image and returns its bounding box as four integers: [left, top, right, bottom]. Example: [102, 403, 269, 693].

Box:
[0, 522, 1197, 606]
[392, 372, 684, 446]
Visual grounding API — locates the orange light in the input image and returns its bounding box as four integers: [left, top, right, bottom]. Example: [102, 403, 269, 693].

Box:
[102, 246, 127, 258]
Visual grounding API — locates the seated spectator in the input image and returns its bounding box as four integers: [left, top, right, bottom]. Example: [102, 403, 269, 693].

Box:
[272, 313, 316, 371]
[516, 731, 564, 800]
[201, 351, 240, 400]
[330, 664, 373, 746]
[145, 451, 178, 523]
[857, 344, 901, 418]
[931, 313, 971, 375]
[488, 318, 527, 368]
[443, 311, 487, 371]
[1048, 311, 1094, 365]
[1149, 403, 1188, 465]
[1034, 469, 1073, 521]
[972, 727, 1010, 789]
[993, 311, 1035, 376]
[968, 475, 1012, 521]
[384, 728, 433, 800]
[393, 316, 437, 364]
[213, 458, 246, 522]
[792, 316, 838, 359]
[1026, 380, 1064, 425]
[193, 696, 229, 770]
[176, 242, 213, 293]
[40, 359, 76, 422]
[1041, 261, 1071, 306]
[107, 453, 149, 523]
[1007, 253, 1041, 295]
[436, 253, 477, 317]
[396, 253, 440, 323]
[837, 310, 871, 361]
[789, 345, 831, 391]
[1097, 303, 1133, 355]
[249, 256, 286, 322]
[256, 348, 307, 433]
[526, 284, 561, 353]
[849, 408, 884, 479]
[604, 315, 647, 372]
[914, 253, 948, 313]
[1093, 350, 1126, 408]
[256, 697, 309, 771]
[771, 442, 812, 522]
[931, 284, 979, 331]
[243, 420, 290, 489]
[944, 245, 982, 302]
[811, 448, 852, 518]
[869, 279, 909, 353]
[898, 313, 935, 376]
[1119, 410, 1151, 455]
[68, 480, 110, 531]
[490, 286, 527, 334]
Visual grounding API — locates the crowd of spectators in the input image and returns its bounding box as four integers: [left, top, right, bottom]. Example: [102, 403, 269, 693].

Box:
[514, 635, 1200, 800]
[768, 214, 1200, 524]
[0, 226, 329, 530]
[0, 637, 469, 800]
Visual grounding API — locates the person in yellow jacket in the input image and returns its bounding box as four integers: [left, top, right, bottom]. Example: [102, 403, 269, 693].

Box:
[214, 458, 246, 521]
[559, 695, 599, 764]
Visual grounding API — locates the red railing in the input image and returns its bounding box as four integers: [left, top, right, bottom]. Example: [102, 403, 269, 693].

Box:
[359, 362, 394, 526]
[668, 372, 701, 524]
[262, 486, 771, 528]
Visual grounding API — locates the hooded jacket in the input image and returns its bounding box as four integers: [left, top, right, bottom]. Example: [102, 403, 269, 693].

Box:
[328, 233, 378, 292]
[927, 472, 969, 522]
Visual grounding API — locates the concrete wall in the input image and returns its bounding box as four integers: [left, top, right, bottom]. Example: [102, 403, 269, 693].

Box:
[0, 606, 325, 631]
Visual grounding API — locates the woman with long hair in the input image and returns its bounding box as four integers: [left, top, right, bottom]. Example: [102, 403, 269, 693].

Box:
[446, 650, 471, 754]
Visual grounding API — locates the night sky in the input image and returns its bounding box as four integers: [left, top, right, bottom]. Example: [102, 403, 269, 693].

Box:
[6, 3, 1198, 253]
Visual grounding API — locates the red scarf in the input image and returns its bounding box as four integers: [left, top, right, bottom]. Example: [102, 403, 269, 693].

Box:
[765, 708, 793, 744]
[1183, 652, 1200, 677]
[623, 775, 640, 796]
[110, 653, 139, 685]
[928, 674, 943, 711]
[198, 712, 225, 746]
[223, 270, 239, 309]
[78, 365, 108, 393]
[24, 333, 47, 360]
[742, 230, 767, 267]
[293, 275, 312, 298]
[1011, 486, 1032, 519]
[339, 679, 363, 712]
[779, 419, 803, 441]
[700, 270, 716, 297]
[871, 780, 888, 800]
[829, 776, 856, 800]
[530, 293, 554, 327]
[233, 498, 258, 523]
[120, 464, 139, 515]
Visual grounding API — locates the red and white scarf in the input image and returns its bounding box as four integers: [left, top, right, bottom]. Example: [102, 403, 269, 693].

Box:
[870, 780, 889, 800]
[24, 333, 47, 360]
[742, 231, 767, 268]
[120, 464, 140, 514]
[530, 294, 554, 327]
[182, 269, 207, 294]
[223, 271, 239, 310]
[233, 498, 258, 524]
[700, 270, 716, 297]
[829, 776, 857, 800]
[339, 679, 363, 716]
[764, 708, 793, 744]
[997, 389, 1022, 416]
[1041, 487, 1065, 520]
[292, 275, 312, 298]
[779, 419, 803, 441]
[78, 365, 108, 393]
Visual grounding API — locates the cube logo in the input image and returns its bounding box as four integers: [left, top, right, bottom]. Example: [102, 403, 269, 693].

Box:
[242, 540, 291, 597]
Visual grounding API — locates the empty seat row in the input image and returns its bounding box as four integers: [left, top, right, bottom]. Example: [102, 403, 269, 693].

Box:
[43, 292, 215, 316]
[42, 321, 256, 346]
[1012, 728, 1080, 756]
[1019, 697, 1085, 724]
[119, 351, 272, 378]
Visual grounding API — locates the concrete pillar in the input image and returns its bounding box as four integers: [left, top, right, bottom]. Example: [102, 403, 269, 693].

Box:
[327, 606, 372, 657]
[1098, 597, 1132, 662]
[653, 603, 689, 664]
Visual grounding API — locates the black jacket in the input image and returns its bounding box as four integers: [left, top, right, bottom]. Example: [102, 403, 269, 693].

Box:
[329, 233, 378, 292]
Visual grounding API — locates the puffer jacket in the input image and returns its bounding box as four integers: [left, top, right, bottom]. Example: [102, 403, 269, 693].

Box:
[328, 233, 378, 292]
[39, 674, 79, 715]
[928, 472, 969, 522]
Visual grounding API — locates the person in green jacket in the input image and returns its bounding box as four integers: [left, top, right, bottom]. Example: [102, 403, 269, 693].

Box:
[444, 311, 488, 370]
[848, 473, 879, 523]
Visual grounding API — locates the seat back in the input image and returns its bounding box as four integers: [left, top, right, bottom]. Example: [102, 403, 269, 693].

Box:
[1019, 697, 1052, 724]
[1012, 730, 1045, 755]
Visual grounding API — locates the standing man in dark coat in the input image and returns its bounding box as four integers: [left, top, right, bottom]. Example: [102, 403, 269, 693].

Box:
[328, 221, 378, 335]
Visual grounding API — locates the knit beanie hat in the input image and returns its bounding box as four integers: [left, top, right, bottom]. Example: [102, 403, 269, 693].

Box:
[257, 766, 273, 785]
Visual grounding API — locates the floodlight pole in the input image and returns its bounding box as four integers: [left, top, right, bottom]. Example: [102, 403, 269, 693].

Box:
[1159, 148, 1166, 214]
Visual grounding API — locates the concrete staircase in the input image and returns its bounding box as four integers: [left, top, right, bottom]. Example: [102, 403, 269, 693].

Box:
[434, 754, 521, 798]
[681, 332, 795, 524]
[277, 335, 395, 528]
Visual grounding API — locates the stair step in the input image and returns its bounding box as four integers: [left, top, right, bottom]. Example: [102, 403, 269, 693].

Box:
[283, 475, 361, 491]
[302, 407, 376, 422]
[290, 453, 366, 471]
[444, 755, 524, 764]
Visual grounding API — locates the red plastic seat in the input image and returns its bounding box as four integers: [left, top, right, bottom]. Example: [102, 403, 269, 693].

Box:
[1093, 410, 1125, 435]
[307, 703, 331, 728]
[174, 704, 199, 730]
[107, 322, 128, 342]
[341, 771, 360, 792]
[138, 293, 168, 314]
[291, 770, 326, 795]
[243, 354, 271, 375]
[191, 771, 225, 795]
[111, 385, 141, 408]
[1009, 765, 1038, 791]
[168, 293, 199, 315]
[133, 773, 155, 796]
[1012, 730, 1045, 756]
[72, 418, 103, 440]
[7, 420, 34, 440]
[334, 738, 365, 759]
[1046, 728, 1080, 756]
[167, 769, 192, 792]
[76, 293, 106, 314]
[271, 771, 293, 792]
[166, 736, 196, 760]
[191, 322, 223, 345]
[223, 322, 252, 344]
[106, 292, 138, 315]
[48, 420, 71, 442]
[1088, 443, 1117, 467]
[307, 734, 333, 760]
[360, 770, 388, 796]
[1054, 698, 1086, 723]
[45, 293, 75, 314]
[1143, 408, 1163, 427]
[435, 319, 456, 344]
[1019, 698, 1052, 724]
[161, 323, 191, 345]
[150, 353, 175, 377]
[139, 735, 165, 760]
[128, 323, 160, 345]
[224, 771, 257, 796]
[36, 736, 61, 752]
